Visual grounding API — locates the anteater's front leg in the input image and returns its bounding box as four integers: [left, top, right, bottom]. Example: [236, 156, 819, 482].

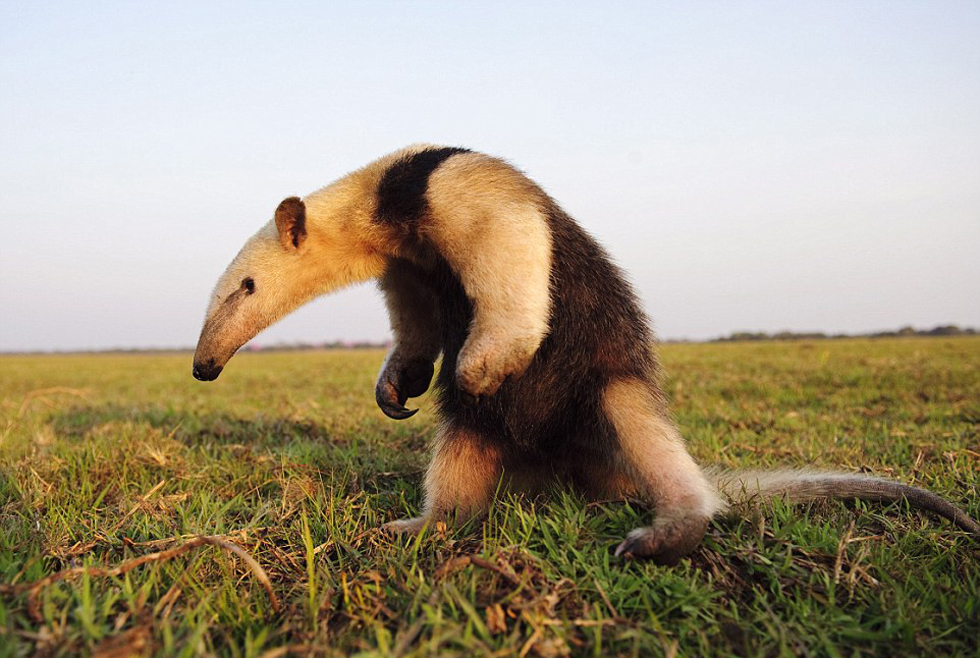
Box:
[603, 378, 725, 564]
[424, 197, 553, 401]
[383, 425, 503, 534]
[375, 259, 442, 419]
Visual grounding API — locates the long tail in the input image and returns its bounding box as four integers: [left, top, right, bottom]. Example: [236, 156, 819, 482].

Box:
[707, 468, 980, 536]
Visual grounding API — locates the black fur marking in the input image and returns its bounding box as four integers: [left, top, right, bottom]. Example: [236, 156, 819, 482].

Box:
[375, 147, 471, 227]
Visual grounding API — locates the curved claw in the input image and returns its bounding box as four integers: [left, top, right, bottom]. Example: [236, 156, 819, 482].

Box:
[375, 356, 433, 420]
[375, 380, 419, 420]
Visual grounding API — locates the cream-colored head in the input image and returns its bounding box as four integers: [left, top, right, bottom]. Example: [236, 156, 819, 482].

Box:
[192, 196, 385, 381]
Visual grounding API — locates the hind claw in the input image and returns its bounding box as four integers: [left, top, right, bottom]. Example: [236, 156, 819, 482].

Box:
[615, 515, 710, 565]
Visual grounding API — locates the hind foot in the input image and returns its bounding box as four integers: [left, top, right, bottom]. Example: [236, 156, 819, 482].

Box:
[615, 514, 710, 565]
[382, 516, 430, 536]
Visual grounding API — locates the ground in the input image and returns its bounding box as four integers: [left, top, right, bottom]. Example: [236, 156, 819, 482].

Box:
[1, 337, 978, 657]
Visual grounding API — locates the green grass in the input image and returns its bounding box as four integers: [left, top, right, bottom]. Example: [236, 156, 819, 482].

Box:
[1, 337, 978, 657]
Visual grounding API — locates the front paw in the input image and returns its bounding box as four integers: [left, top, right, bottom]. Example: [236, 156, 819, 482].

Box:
[456, 336, 538, 400]
[375, 354, 434, 420]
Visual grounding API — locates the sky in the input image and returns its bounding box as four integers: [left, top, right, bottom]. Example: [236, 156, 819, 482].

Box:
[1, 1, 978, 351]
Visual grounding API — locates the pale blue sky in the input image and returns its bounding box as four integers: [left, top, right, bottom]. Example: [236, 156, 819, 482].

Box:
[1, 1, 978, 351]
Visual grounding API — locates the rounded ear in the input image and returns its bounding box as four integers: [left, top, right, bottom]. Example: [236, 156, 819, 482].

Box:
[274, 197, 307, 250]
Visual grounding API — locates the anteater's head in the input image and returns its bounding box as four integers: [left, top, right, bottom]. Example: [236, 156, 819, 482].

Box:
[192, 196, 384, 381]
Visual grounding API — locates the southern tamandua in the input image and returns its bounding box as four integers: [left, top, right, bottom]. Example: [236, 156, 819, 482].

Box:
[192, 144, 979, 563]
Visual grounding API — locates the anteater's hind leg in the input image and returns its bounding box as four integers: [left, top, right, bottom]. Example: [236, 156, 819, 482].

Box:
[602, 378, 724, 563]
[383, 424, 502, 535]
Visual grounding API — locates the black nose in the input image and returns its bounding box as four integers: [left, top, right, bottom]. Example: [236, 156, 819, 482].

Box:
[192, 359, 223, 381]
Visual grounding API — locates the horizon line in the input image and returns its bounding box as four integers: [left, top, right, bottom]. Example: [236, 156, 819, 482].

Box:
[2, 323, 976, 356]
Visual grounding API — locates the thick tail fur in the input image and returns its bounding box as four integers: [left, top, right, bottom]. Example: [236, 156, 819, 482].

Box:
[707, 468, 980, 536]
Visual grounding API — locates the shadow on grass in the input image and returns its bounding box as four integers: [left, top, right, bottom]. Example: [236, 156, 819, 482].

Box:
[44, 404, 426, 494]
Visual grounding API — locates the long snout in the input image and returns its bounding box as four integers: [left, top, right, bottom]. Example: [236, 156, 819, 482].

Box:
[192, 321, 234, 382]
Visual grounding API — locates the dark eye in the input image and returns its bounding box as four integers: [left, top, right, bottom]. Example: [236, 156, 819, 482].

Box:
[242, 277, 255, 294]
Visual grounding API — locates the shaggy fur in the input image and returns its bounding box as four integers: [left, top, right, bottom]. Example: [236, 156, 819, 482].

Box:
[193, 145, 980, 562]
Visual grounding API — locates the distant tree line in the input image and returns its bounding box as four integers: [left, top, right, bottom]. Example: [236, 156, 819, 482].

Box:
[1, 340, 393, 356]
[713, 325, 977, 342]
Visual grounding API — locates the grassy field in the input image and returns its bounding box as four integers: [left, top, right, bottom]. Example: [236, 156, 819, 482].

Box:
[1, 337, 978, 657]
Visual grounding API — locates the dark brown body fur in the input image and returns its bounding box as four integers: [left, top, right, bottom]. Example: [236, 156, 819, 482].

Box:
[373, 146, 666, 494]
[395, 203, 660, 496]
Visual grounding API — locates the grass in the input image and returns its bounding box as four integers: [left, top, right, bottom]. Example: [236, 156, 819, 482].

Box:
[0, 337, 978, 657]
